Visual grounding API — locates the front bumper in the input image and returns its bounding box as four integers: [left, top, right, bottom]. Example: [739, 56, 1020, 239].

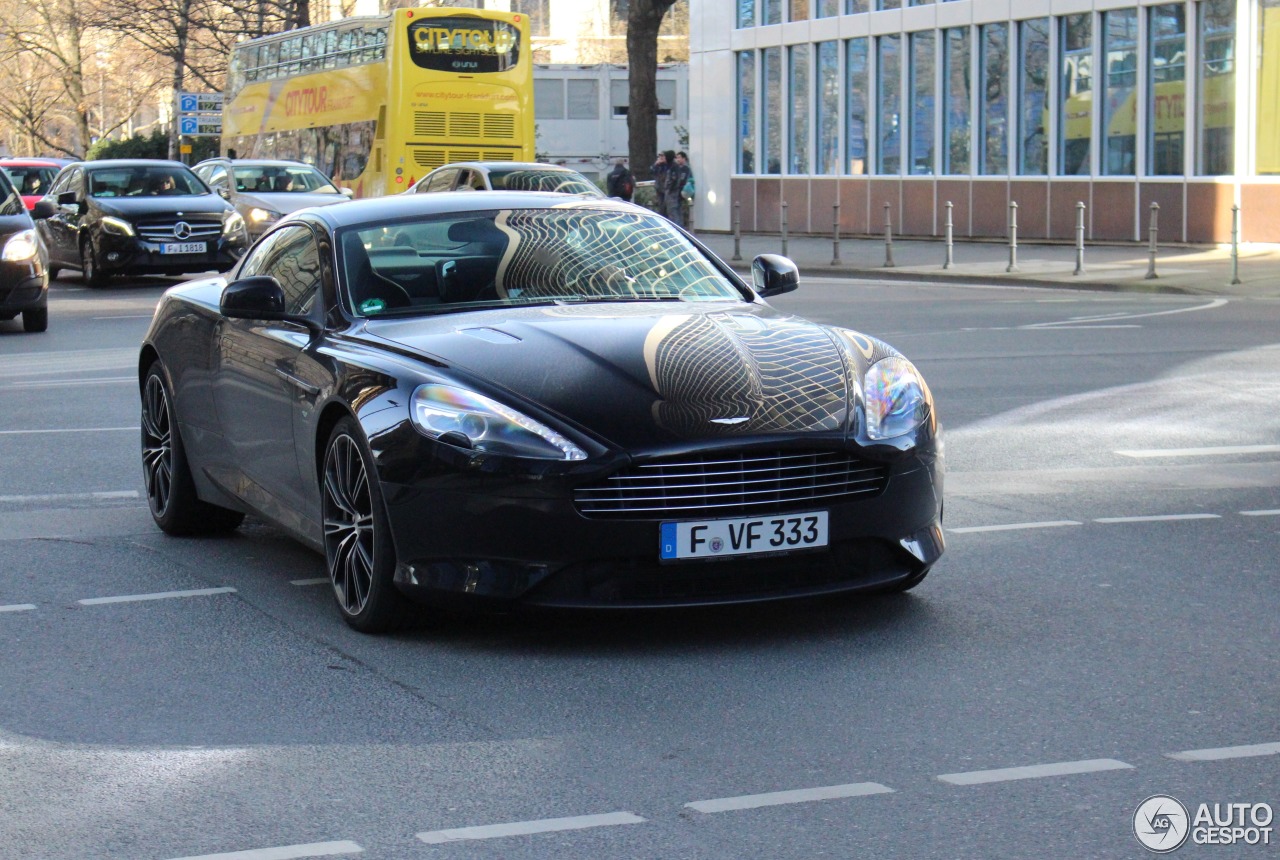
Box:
[381, 432, 944, 609]
[94, 232, 247, 276]
[0, 261, 47, 316]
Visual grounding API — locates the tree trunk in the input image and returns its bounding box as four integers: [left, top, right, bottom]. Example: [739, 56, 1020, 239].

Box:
[626, 0, 674, 182]
[168, 0, 191, 160]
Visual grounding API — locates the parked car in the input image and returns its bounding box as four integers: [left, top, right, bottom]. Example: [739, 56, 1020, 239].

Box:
[0, 158, 64, 211]
[0, 168, 49, 332]
[138, 192, 944, 633]
[193, 158, 352, 240]
[406, 162, 604, 197]
[31, 159, 248, 286]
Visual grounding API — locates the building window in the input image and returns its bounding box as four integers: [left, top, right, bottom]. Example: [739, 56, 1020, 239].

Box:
[1101, 9, 1138, 175]
[738, 51, 756, 173]
[847, 37, 870, 174]
[737, 0, 755, 28]
[942, 27, 971, 174]
[566, 80, 598, 119]
[846, 0, 868, 12]
[817, 0, 839, 16]
[1258, 0, 1280, 173]
[609, 80, 675, 117]
[1059, 14, 1092, 175]
[513, 0, 550, 38]
[979, 23, 1009, 174]
[1149, 5, 1185, 175]
[816, 41, 840, 174]
[1018, 18, 1049, 174]
[909, 32, 935, 174]
[790, 0, 809, 21]
[1198, 0, 1235, 174]
[877, 34, 901, 174]
[764, 0, 782, 25]
[534, 79, 563, 119]
[878, 0, 901, 11]
[763, 46, 783, 174]
[789, 45, 811, 173]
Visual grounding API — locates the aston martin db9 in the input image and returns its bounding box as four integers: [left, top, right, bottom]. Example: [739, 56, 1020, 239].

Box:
[138, 193, 943, 632]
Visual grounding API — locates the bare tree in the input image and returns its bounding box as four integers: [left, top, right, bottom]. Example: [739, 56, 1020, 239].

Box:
[625, 0, 677, 181]
[0, 0, 95, 155]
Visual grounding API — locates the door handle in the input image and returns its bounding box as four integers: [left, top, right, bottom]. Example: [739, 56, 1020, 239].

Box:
[275, 368, 320, 397]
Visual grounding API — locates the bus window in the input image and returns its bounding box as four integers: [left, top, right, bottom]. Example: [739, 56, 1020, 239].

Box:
[406, 17, 521, 73]
[338, 28, 358, 65]
[264, 42, 280, 77]
[323, 30, 339, 68]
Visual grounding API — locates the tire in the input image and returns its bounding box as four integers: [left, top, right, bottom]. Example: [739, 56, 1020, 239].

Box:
[46, 265, 60, 280]
[322, 416, 415, 633]
[80, 237, 109, 287]
[22, 307, 48, 333]
[141, 362, 245, 535]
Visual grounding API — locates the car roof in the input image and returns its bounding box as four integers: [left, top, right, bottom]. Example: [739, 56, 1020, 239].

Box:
[433, 162, 586, 174]
[72, 159, 194, 170]
[198, 159, 312, 168]
[0, 158, 65, 167]
[302, 191, 641, 230]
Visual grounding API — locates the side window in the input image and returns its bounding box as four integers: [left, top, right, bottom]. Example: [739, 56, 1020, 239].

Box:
[208, 166, 229, 188]
[261, 226, 323, 316]
[423, 169, 456, 193]
[64, 168, 84, 198]
[48, 169, 73, 197]
[461, 170, 486, 191]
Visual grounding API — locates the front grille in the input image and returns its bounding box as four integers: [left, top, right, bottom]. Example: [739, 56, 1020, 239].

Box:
[574, 450, 890, 520]
[135, 216, 222, 242]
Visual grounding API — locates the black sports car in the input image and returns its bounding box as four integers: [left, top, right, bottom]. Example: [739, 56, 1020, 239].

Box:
[139, 193, 943, 632]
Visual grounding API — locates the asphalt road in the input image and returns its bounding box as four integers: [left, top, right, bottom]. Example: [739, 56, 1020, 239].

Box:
[1, 274, 1277, 859]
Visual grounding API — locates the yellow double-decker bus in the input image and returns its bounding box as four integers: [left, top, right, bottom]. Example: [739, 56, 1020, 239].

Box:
[222, 7, 534, 197]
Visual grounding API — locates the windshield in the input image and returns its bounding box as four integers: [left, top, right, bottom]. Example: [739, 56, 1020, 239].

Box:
[87, 166, 207, 197]
[233, 165, 339, 194]
[2, 165, 58, 197]
[488, 169, 600, 196]
[339, 207, 743, 317]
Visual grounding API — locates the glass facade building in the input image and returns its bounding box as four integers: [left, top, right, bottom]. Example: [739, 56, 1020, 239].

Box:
[697, 0, 1280, 242]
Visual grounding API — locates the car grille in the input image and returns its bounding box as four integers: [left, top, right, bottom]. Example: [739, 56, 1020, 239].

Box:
[573, 450, 890, 520]
[134, 216, 223, 242]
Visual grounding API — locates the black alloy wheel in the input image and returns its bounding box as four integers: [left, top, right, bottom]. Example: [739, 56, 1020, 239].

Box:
[322, 417, 413, 632]
[80, 237, 108, 287]
[141, 363, 244, 535]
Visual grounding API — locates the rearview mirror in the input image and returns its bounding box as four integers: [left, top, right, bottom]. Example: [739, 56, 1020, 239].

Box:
[31, 200, 57, 220]
[751, 254, 800, 297]
[220, 275, 319, 332]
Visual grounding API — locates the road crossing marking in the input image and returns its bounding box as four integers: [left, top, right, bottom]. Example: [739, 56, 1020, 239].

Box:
[417, 811, 645, 844]
[948, 520, 1081, 534]
[0, 490, 139, 504]
[78, 587, 237, 606]
[1095, 514, 1221, 523]
[685, 782, 894, 813]
[937, 758, 1134, 785]
[1166, 742, 1280, 762]
[165, 841, 364, 860]
[1116, 444, 1280, 458]
[290, 578, 330, 587]
[1240, 509, 1280, 516]
[0, 604, 36, 613]
[0, 426, 138, 435]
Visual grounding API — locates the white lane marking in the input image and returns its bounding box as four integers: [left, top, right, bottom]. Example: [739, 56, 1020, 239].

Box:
[79, 587, 236, 606]
[938, 758, 1134, 786]
[164, 841, 364, 860]
[1166, 742, 1280, 762]
[1095, 514, 1221, 524]
[1116, 444, 1280, 458]
[1022, 298, 1228, 329]
[0, 426, 138, 436]
[291, 578, 330, 587]
[685, 782, 894, 814]
[92, 314, 154, 320]
[4, 376, 133, 388]
[417, 812, 645, 845]
[0, 490, 139, 504]
[949, 520, 1082, 534]
[1241, 509, 1280, 516]
[0, 604, 36, 613]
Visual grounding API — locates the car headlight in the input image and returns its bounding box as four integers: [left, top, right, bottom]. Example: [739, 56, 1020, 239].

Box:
[1, 229, 39, 262]
[101, 216, 135, 237]
[224, 212, 247, 236]
[248, 207, 280, 225]
[864, 355, 932, 440]
[410, 384, 587, 461]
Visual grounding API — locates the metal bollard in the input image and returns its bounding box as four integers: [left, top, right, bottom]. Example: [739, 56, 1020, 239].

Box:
[1074, 202, 1086, 276]
[732, 201, 742, 262]
[943, 201, 953, 269]
[831, 203, 841, 265]
[1006, 201, 1019, 273]
[781, 201, 789, 257]
[883, 202, 895, 267]
[1230, 204, 1242, 285]
[1145, 202, 1159, 280]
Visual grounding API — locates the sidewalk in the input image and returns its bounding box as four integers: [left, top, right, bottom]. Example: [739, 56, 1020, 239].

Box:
[692, 230, 1280, 299]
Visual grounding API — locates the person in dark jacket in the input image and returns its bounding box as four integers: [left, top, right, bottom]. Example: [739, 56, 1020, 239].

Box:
[651, 151, 672, 214]
[665, 151, 691, 227]
[606, 158, 634, 201]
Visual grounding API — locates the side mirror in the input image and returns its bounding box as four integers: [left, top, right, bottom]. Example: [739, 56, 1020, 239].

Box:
[56, 190, 79, 208]
[339, 187, 355, 199]
[31, 199, 57, 220]
[220, 275, 319, 332]
[216, 186, 231, 200]
[751, 254, 800, 297]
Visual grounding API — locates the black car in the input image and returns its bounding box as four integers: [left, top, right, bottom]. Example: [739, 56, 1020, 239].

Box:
[0, 168, 49, 332]
[139, 193, 943, 632]
[32, 159, 249, 286]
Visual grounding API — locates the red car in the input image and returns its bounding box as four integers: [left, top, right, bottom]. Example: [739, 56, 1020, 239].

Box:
[0, 159, 65, 211]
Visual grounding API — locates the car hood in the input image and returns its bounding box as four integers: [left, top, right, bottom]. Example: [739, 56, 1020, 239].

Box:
[360, 302, 867, 449]
[236, 191, 347, 214]
[92, 195, 230, 218]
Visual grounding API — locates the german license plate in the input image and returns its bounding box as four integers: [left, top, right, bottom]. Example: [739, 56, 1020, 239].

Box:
[660, 511, 828, 561]
[160, 242, 205, 255]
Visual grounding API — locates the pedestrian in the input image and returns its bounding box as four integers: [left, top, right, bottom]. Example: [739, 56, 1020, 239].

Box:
[651, 150, 671, 215]
[606, 158, 635, 201]
[665, 150, 691, 227]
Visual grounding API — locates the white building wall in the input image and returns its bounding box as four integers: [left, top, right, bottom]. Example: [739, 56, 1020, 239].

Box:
[688, 1, 736, 230]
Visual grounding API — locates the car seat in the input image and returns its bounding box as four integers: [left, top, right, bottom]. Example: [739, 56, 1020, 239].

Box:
[342, 233, 411, 312]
